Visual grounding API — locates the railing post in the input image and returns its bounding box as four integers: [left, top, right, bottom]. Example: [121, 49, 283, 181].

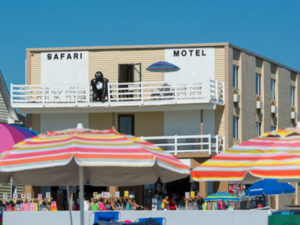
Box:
[216, 81, 219, 103]
[75, 85, 78, 105]
[86, 84, 89, 104]
[174, 83, 177, 103]
[116, 83, 119, 102]
[107, 82, 111, 105]
[174, 135, 178, 156]
[216, 136, 219, 154]
[208, 134, 211, 155]
[141, 82, 144, 104]
[222, 81, 225, 103]
[42, 85, 45, 105]
[10, 84, 13, 106]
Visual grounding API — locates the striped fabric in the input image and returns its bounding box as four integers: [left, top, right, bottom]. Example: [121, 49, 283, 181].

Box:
[204, 192, 240, 201]
[191, 127, 300, 182]
[0, 128, 189, 185]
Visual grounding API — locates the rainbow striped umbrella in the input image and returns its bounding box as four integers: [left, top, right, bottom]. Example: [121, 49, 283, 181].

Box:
[0, 127, 189, 186]
[191, 126, 300, 182]
[204, 192, 240, 201]
[0, 126, 190, 225]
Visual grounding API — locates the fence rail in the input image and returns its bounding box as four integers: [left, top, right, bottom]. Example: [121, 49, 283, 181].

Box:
[143, 134, 225, 155]
[11, 80, 224, 107]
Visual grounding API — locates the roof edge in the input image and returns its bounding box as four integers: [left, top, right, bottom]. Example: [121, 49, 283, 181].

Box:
[26, 42, 230, 52]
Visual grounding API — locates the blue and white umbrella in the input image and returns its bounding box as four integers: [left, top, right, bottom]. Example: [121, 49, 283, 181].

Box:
[146, 61, 180, 72]
[246, 179, 295, 197]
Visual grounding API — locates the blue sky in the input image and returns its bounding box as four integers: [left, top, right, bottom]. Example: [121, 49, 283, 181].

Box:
[0, 0, 299, 87]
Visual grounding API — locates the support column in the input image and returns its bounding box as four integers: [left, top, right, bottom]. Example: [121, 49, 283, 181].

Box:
[199, 182, 208, 197]
[109, 186, 118, 197]
[214, 181, 228, 193]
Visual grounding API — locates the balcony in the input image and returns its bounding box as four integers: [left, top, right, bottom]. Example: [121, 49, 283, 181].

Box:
[143, 134, 225, 157]
[11, 80, 224, 113]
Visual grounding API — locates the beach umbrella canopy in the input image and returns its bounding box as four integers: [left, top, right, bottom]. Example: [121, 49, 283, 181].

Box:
[246, 179, 295, 197]
[191, 125, 300, 182]
[0, 126, 189, 186]
[146, 61, 180, 72]
[0, 125, 190, 225]
[0, 123, 38, 154]
[204, 192, 240, 201]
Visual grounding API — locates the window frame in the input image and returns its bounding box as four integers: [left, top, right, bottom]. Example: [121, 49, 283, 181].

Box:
[233, 116, 239, 139]
[290, 85, 295, 107]
[270, 79, 276, 101]
[255, 73, 261, 95]
[233, 65, 239, 89]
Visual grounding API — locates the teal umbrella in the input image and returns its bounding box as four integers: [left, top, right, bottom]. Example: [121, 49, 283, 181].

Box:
[204, 192, 240, 201]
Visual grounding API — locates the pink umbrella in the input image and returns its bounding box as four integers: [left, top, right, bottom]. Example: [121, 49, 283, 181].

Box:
[0, 123, 38, 154]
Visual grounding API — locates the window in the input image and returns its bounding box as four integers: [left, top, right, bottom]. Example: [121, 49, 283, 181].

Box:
[118, 114, 134, 135]
[233, 65, 239, 88]
[271, 125, 276, 131]
[256, 121, 261, 136]
[233, 116, 239, 139]
[255, 73, 261, 95]
[270, 79, 276, 101]
[290, 86, 295, 107]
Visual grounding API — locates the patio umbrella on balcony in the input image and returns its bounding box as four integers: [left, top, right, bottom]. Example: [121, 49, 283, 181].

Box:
[146, 61, 180, 72]
[0, 124, 189, 225]
[191, 123, 300, 183]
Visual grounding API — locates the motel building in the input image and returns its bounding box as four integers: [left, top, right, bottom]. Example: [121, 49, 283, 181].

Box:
[11, 42, 300, 206]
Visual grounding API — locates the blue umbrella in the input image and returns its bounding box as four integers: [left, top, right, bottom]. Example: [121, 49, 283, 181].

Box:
[246, 179, 295, 197]
[204, 192, 240, 201]
[146, 61, 180, 72]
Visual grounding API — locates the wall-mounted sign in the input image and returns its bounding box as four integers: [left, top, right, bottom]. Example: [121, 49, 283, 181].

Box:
[13, 193, 18, 199]
[115, 191, 120, 198]
[38, 193, 43, 200]
[185, 192, 190, 199]
[27, 193, 31, 200]
[46, 192, 51, 198]
[41, 51, 89, 87]
[3, 193, 7, 200]
[164, 48, 215, 84]
[21, 193, 26, 199]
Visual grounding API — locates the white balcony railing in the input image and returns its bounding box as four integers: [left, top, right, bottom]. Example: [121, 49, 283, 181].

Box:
[11, 80, 224, 108]
[143, 134, 225, 156]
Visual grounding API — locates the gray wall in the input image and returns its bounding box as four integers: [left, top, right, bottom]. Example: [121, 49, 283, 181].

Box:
[4, 210, 269, 225]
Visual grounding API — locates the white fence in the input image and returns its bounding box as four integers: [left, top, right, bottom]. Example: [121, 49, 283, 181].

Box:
[11, 80, 224, 107]
[143, 135, 225, 155]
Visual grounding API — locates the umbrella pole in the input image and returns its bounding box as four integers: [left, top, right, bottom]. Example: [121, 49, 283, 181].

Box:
[79, 166, 85, 225]
[66, 185, 74, 225]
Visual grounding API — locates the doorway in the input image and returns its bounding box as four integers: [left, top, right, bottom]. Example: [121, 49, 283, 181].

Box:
[118, 64, 141, 100]
[118, 64, 141, 83]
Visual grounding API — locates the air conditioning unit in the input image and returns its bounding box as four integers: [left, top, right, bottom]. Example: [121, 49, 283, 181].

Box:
[271, 105, 277, 114]
[291, 111, 296, 119]
[256, 101, 262, 109]
[233, 93, 240, 103]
